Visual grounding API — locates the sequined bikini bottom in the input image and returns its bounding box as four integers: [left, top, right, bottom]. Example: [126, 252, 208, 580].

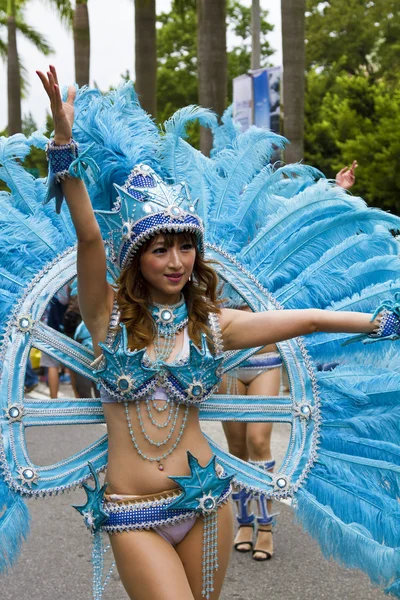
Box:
[101, 487, 198, 542]
[229, 352, 283, 386]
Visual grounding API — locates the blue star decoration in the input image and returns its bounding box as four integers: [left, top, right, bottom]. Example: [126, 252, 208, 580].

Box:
[167, 452, 235, 514]
[72, 463, 109, 532]
[95, 323, 156, 397]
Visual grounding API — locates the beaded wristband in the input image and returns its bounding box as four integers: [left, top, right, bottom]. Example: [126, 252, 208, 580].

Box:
[369, 308, 400, 340]
[45, 139, 99, 214]
[343, 295, 400, 345]
[46, 138, 80, 182]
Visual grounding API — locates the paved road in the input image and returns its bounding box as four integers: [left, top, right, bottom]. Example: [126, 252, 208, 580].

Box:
[2, 383, 385, 600]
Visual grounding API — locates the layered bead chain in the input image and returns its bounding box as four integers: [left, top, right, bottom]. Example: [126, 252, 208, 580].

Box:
[123, 295, 189, 470]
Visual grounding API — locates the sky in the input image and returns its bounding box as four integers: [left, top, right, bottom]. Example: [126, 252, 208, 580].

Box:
[0, 0, 282, 131]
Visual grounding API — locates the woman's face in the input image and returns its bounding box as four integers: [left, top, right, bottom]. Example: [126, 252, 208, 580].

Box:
[139, 233, 196, 304]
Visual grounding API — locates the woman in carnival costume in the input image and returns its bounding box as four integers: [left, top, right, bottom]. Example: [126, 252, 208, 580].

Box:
[218, 150, 359, 562]
[219, 328, 281, 561]
[0, 65, 399, 599]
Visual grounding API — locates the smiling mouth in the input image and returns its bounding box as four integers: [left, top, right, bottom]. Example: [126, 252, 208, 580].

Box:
[165, 273, 183, 282]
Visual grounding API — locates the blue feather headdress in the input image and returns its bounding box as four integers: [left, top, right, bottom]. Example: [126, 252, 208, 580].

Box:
[96, 164, 204, 269]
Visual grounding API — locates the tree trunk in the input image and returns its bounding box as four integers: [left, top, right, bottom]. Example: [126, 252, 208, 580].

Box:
[135, 0, 157, 118]
[251, 0, 261, 70]
[7, 0, 21, 135]
[197, 0, 227, 156]
[74, 0, 90, 87]
[281, 0, 306, 163]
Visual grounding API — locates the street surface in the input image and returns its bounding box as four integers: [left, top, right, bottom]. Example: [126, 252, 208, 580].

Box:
[2, 382, 385, 600]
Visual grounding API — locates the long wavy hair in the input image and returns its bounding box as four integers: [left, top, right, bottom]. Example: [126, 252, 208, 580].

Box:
[115, 231, 221, 351]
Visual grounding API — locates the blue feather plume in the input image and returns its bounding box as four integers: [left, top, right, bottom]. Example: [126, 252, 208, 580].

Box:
[276, 229, 399, 308]
[247, 210, 398, 291]
[158, 106, 217, 229]
[0, 479, 30, 573]
[207, 127, 286, 226]
[295, 488, 400, 589]
[72, 83, 160, 211]
[210, 105, 241, 156]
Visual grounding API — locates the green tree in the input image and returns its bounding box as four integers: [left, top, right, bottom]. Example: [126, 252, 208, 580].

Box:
[156, 0, 274, 126]
[338, 86, 400, 210]
[304, 71, 400, 211]
[0, 0, 72, 134]
[303, 1, 400, 210]
[306, 0, 400, 79]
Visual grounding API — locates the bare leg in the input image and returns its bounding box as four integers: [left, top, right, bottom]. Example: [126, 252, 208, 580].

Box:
[110, 529, 195, 600]
[219, 375, 248, 461]
[222, 421, 248, 462]
[176, 502, 234, 600]
[74, 371, 94, 398]
[68, 369, 79, 398]
[247, 366, 281, 560]
[219, 377, 252, 551]
[47, 366, 59, 399]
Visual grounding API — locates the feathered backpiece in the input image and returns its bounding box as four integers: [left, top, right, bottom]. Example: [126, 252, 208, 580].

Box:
[0, 84, 399, 595]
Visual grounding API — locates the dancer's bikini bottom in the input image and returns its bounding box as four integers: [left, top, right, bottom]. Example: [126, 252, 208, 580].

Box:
[102, 487, 198, 546]
[102, 477, 231, 547]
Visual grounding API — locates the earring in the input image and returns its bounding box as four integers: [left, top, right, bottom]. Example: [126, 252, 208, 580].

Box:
[189, 275, 192, 282]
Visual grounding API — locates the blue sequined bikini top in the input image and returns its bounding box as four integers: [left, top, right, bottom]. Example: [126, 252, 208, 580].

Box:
[91, 301, 224, 406]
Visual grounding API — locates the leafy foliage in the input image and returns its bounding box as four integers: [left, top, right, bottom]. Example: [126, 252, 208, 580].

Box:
[306, 0, 400, 78]
[156, 0, 274, 126]
[304, 1, 400, 211]
[21, 112, 53, 178]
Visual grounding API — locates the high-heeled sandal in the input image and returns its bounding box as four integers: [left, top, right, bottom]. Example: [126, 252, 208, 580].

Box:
[248, 459, 277, 561]
[232, 487, 254, 553]
[253, 524, 273, 561]
[233, 524, 254, 552]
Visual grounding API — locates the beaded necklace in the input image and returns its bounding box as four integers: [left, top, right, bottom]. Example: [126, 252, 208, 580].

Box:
[123, 295, 190, 470]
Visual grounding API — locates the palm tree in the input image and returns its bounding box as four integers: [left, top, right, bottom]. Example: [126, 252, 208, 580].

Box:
[74, 0, 90, 87]
[197, 0, 227, 156]
[6, 0, 21, 135]
[281, 0, 306, 162]
[134, 0, 156, 118]
[1, 0, 73, 134]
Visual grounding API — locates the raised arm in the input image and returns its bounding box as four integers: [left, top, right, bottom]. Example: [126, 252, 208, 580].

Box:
[37, 66, 114, 340]
[220, 307, 378, 351]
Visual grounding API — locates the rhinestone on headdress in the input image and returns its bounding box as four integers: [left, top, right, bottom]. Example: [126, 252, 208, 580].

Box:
[94, 164, 204, 271]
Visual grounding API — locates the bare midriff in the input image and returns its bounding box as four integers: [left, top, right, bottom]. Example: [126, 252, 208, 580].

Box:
[103, 401, 213, 496]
